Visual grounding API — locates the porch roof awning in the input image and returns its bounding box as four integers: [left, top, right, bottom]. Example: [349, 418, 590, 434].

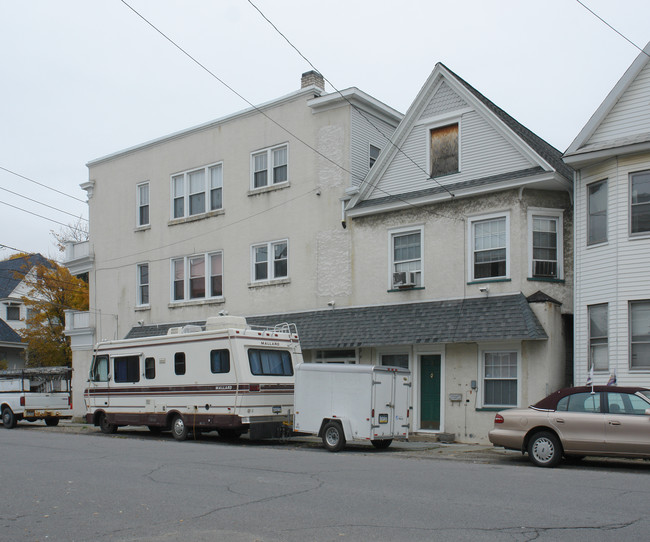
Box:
[247, 293, 547, 350]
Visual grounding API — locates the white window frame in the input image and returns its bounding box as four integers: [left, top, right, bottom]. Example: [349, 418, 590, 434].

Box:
[587, 179, 608, 246]
[136, 182, 150, 227]
[170, 162, 223, 220]
[479, 345, 521, 408]
[314, 350, 358, 364]
[388, 225, 423, 288]
[630, 300, 650, 370]
[378, 350, 410, 370]
[527, 208, 563, 280]
[251, 240, 288, 283]
[467, 212, 510, 282]
[630, 170, 650, 236]
[425, 116, 461, 179]
[170, 251, 224, 303]
[250, 144, 289, 190]
[589, 303, 608, 372]
[136, 263, 149, 307]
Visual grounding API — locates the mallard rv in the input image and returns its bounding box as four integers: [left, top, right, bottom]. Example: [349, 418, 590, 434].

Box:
[85, 316, 301, 440]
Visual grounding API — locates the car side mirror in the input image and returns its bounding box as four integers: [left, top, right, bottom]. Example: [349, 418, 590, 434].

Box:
[645, 409, 650, 416]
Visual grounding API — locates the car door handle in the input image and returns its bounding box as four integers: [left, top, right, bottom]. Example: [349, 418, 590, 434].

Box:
[609, 420, 621, 425]
[555, 418, 565, 423]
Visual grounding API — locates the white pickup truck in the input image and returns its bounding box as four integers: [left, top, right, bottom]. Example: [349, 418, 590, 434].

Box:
[1, 367, 73, 428]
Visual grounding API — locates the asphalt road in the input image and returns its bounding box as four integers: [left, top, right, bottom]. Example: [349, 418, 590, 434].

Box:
[2, 424, 650, 541]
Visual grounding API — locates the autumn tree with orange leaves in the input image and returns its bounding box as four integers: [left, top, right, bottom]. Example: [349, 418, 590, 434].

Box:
[17, 256, 88, 367]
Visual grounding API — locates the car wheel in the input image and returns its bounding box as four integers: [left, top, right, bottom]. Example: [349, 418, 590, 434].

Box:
[99, 412, 117, 434]
[528, 431, 562, 468]
[371, 439, 393, 450]
[322, 421, 346, 452]
[2, 407, 17, 429]
[171, 414, 188, 441]
[45, 418, 59, 427]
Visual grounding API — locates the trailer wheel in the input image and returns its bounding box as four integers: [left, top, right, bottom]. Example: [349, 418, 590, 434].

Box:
[2, 406, 17, 429]
[371, 439, 392, 450]
[99, 412, 117, 434]
[45, 418, 60, 427]
[171, 414, 188, 441]
[322, 421, 346, 452]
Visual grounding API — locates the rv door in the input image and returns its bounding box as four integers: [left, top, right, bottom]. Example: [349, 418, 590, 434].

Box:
[88, 354, 110, 408]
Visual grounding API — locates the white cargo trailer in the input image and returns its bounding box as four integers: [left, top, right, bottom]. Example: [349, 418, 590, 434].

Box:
[1, 367, 73, 428]
[293, 363, 411, 452]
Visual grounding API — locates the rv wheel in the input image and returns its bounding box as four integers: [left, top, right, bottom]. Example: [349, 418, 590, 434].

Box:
[171, 415, 188, 441]
[322, 421, 346, 452]
[45, 418, 60, 427]
[99, 412, 117, 434]
[2, 407, 17, 429]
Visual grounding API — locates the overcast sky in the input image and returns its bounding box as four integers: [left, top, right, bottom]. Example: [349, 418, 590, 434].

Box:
[1, 0, 649, 261]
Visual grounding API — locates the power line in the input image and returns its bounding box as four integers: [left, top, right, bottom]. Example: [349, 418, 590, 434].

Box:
[118, 0, 460, 223]
[0, 165, 86, 203]
[0, 200, 88, 233]
[246, 0, 456, 199]
[575, 0, 650, 57]
[0, 185, 88, 222]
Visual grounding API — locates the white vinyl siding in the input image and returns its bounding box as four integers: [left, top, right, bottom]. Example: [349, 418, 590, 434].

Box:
[368, 109, 533, 201]
[350, 108, 398, 187]
[589, 61, 650, 145]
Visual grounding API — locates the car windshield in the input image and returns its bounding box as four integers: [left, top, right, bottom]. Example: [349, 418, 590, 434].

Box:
[639, 391, 650, 402]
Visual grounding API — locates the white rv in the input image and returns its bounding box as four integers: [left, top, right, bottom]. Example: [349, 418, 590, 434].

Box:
[85, 316, 302, 440]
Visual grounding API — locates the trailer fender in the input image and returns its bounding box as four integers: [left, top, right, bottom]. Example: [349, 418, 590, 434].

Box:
[318, 417, 352, 441]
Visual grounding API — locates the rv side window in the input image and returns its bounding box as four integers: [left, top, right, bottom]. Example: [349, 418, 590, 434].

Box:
[145, 357, 156, 379]
[114, 356, 140, 383]
[210, 349, 230, 374]
[248, 349, 294, 376]
[91, 355, 109, 382]
[175, 352, 186, 375]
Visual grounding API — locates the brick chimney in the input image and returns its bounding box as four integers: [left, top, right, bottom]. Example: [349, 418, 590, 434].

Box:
[301, 70, 324, 91]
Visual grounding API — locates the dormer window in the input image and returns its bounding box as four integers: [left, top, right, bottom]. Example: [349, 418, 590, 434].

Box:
[429, 124, 458, 178]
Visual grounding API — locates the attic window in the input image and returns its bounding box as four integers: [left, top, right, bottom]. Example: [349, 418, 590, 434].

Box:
[430, 124, 458, 178]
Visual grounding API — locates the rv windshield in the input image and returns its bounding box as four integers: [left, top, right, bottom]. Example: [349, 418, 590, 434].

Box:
[248, 349, 293, 376]
[90, 355, 109, 382]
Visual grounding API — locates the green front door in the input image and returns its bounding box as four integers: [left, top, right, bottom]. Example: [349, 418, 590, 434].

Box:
[420, 355, 441, 430]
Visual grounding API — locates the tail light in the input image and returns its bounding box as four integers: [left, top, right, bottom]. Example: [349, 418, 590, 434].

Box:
[494, 413, 504, 424]
[20, 396, 25, 407]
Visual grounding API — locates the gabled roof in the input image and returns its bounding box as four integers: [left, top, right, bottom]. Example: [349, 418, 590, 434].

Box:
[348, 63, 571, 212]
[564, 42, 650, 166]
[125, 293, 547, 348]
[0, 254, 48, 299]
[0, 318, 23, 345]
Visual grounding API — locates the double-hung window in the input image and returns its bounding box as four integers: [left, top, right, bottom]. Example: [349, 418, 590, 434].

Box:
[136, 263, 149, 306]
[470, 214, 509, 281]
[251, 144, 288, 189]
[171, 163, 223, 219]
[528, 210, 563, 279]
[630, 301, 650, 369]
[390, 227, 422, 288]
[587, 180, 607, 245]
[252, 240, 288, 282]
[136, 182, 149, 227]
[6, 304, 20, 321]
[630, 170, 650, 235]
[589, 304, 608, 371]
[483, 351, 518, 407]
[171, 251, 223, 302]
[369, 144, 380, 169]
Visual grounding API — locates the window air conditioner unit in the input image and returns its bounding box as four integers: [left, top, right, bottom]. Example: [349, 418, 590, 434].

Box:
[392, 271, 416, 289]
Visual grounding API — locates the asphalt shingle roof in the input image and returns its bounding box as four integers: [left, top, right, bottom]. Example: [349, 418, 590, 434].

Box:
[125, 294, 547, 349]
[0, 318, 22, 344]
[0, 254, 48, 298]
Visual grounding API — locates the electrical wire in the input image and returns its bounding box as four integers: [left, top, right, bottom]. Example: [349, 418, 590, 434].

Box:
[0, 185, 88, 222]
[0, 165, 86, 203]
[0, 200, 87, 232]
[246, 0, 456, 199]
[575, 0, 650, 57]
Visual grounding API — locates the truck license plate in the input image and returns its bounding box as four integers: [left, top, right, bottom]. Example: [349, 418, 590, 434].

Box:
[378, 413, 388, 424]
